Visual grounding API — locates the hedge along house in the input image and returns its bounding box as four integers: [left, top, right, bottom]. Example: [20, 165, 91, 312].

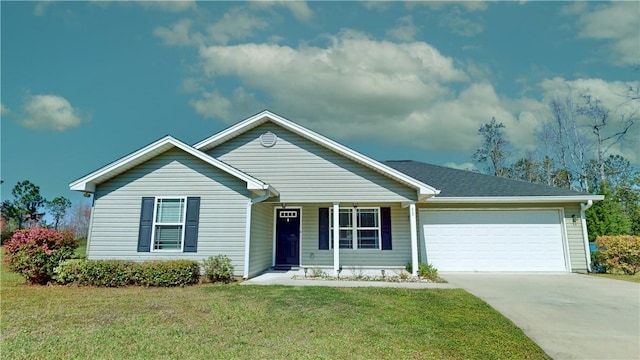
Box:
[70, 111, 603, 278]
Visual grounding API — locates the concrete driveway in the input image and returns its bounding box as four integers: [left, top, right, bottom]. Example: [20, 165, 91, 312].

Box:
[443, 273, 639, 360]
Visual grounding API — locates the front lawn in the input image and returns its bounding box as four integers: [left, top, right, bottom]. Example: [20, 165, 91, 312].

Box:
[592, 273, 640, 283]
[1, 258, 548, 359]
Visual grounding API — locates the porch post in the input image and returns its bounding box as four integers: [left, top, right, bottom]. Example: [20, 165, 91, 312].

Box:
[409, 202, 418, 277]
[333, 202, 340, 275]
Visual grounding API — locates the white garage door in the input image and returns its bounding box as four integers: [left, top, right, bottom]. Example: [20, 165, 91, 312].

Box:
[421, 209, 568, 272]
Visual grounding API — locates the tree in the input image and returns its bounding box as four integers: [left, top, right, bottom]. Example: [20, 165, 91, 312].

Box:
[473, 117, 512, 177]
[578, 95, 636, 187]
[47, 196, 71, 230]
[585, 183, 633, 241]
[63, 202, 92, 240]
[542, 96, 591, 191]
[1, 180, 46, 229]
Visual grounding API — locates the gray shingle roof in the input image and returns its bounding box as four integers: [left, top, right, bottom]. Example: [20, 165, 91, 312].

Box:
[383, 160, 592, 198]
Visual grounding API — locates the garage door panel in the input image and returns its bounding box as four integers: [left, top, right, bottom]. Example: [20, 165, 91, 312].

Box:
[421, 210, 567, 272]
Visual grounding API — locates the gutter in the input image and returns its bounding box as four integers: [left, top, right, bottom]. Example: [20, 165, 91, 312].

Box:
[580, 200, 594, 272]
[243, 190, 274, 279]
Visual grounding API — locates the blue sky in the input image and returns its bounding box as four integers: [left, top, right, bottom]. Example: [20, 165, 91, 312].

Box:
[1, 1, 639, 206]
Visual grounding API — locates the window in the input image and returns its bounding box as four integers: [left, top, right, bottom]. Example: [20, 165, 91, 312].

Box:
[152, 198, 186, 251]
[330, 207, 380, 249]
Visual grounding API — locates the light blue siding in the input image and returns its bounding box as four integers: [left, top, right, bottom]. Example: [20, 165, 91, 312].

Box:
[207, 123, 416, 203]
[87, 148, 250, 276]
[296, 203, 411, 269]
[248, 202, 274, 277]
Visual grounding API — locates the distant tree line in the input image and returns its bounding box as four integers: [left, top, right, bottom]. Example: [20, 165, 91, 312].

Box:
[1, 180, 91, 243]
[472, 90, 639, 240]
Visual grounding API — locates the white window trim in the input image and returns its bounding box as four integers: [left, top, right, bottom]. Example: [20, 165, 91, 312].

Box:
[150, 196, 187, 252]
[330, 207, 382, 250]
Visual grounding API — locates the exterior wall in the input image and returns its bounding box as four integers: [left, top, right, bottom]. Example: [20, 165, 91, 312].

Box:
[88, 148, 251, 276]
[207, 123, 416, 203]
[417, 202, 589, 273]
[294, 203, 411, 269]
[248, 202, 275, 277]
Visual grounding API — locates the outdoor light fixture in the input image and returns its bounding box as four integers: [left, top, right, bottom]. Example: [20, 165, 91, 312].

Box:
[353, 203, 358, 208]
[304, 267, 308, 278]
[381, 269, 385, 278]
[337, 267, 342, 278]
[572, 214, 577, 225]
[83, 192, 91, 198]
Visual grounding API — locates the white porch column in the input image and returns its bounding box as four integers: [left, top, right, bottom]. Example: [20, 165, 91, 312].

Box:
[333, 202, 340, 275]
[409, 202, 419, 277]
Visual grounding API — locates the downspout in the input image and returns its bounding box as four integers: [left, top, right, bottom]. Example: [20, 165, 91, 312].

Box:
[243, 190, 273, 279]
[580, 200, 594, 273]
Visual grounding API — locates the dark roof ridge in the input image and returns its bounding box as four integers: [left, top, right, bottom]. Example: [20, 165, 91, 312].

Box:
[382, 159, 593, 198]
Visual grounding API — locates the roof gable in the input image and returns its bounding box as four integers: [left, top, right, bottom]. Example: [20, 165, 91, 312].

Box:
[195, 110, 439, 200]
[70, 136, 277, 195]
[384, 160, 603, 202]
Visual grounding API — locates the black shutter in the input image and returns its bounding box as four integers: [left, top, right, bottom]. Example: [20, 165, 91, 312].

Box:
[318, 208, 329, 250]
[137, 197, 155, 252]
[183, 197, 200, 253]
[381, 207, 392, 250]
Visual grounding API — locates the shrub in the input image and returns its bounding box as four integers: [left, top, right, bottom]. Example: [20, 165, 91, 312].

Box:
[594, 236, 640, 275]
[1, 228, 16, 245]
[82, 260, 134, 287]
[54, 259, 87, 284]
[418, 262, 439, 281]
[54, 259, 200, 287]
[4, 228, 77, 284]
[309, 267, 327, 278]
[203, 255, 234, 283]
[137, 260, 201, 287]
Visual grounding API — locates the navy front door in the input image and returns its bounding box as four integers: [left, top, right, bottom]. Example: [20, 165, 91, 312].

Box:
[275, 208, 300, 266]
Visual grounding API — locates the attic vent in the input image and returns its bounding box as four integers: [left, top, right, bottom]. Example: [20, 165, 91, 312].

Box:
[260, 131, 277, 147]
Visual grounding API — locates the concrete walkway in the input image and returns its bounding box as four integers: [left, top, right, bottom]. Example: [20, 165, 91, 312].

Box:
[241, 270, 456, 289]
[443, 273, 640, 360]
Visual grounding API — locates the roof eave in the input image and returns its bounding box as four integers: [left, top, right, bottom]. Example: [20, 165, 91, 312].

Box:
[426, 195, 605, 204]
[69, 136, 272, 195]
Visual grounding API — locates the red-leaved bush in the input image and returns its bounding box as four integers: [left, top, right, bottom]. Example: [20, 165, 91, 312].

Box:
[4, 227, 77, 284]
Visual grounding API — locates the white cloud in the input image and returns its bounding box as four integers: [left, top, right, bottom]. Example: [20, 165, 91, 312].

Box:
[154, 18, 204, 47]
[538, 77, 640, 162]
[34, 1, 53, 16]
[138, 1, 196, 13]
[19, 94, 88, 131]
[252, 1, 313, 21]
[154, 8, 269, 46]
[193, 31, 538, 155]
[438, 11, 484, 37]
[189, 88, 259, 121]
[1, 103, 10, 116]
[207, 8, 269, 45]
[443, 162, 478, 171]
[363, 1, 391, 12]
[281, 1, 313, 21]
[571, 2, 640, 66]
[539, 77, 639, 115]
[386, 16, 418, 42]
[419, 1, 488, 12]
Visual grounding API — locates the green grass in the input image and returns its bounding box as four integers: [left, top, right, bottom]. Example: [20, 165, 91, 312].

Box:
[1, 253, 548, 359]
[593, 273, 640, 283]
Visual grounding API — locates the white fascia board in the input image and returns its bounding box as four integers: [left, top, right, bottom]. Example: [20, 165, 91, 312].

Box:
[194, 111, 440, 197]
[69, 136, 271, 194]
[426, 195, 605, 204]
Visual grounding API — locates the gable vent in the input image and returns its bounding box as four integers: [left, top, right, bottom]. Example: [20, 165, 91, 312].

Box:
[260, 131, 277, 147]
